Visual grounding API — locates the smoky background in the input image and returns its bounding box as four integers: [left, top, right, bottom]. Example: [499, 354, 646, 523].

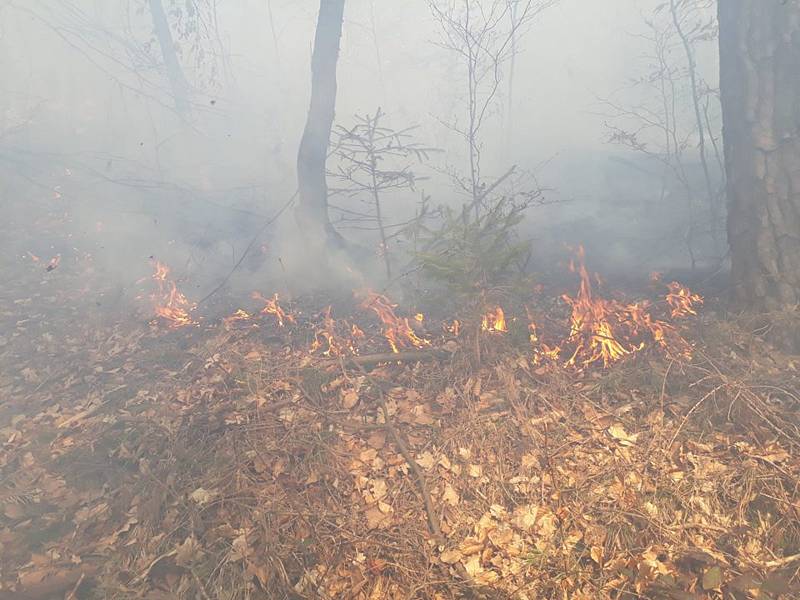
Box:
[0, 0, 724, 315]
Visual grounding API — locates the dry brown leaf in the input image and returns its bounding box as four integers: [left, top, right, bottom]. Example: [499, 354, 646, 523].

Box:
[189, 488, 215, 505]
[439, 548, 462, 564]
[442, 484, 460, 506]
[463, 555, 483, 577]
[416, 451, 435, 470]
[341, 390, 359, 409]
[175, 536, 202, 567]
[608, 423, 638, 446]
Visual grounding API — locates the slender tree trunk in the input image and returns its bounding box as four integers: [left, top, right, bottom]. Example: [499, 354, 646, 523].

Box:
[670, 0, 718, 245]
[719, 0, 800, 310]
[148, 0, 190, 115]
[296, 0, 346, 247]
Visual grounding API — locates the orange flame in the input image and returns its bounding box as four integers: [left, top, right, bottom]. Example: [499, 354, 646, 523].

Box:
[481, 306, 508, 333]
[310, 307, 362, 356]
[151, 261, 195, 328]
[223, 309, 253, 329]
[528, 247, 702, 368]
[252, 292, 295, 327]
[666, 281, 703, 318]
[444, 320, 461, 337]
[359, 290, 430, 353]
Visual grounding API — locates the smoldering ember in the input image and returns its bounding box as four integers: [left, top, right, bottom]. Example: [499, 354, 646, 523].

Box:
[1, 1, 799, 599]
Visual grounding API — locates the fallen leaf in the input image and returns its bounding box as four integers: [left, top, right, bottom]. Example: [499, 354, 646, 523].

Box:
[442, 483, 459, 506]
[416, 451, 435, 470]
[341, 390, 359, 409]
[190, 487, 215, 505]
[608, 423, 638, 446]
[440, 548, 462, 564]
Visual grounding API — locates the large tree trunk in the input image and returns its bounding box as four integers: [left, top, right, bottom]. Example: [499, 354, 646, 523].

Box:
[718, 0, 800, 310]
[149, 0, 191, 115]
[296, 0, 346, 248]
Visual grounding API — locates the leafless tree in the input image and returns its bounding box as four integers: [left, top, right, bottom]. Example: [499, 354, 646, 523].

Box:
[599, 0, 723, 266]
[427, 0, 555, 213]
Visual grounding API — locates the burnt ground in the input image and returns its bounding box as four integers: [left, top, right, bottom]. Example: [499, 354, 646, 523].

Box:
[1, 205, 800, 600]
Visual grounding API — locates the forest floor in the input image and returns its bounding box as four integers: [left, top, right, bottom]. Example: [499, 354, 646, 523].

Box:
[1, 222, 800, 600]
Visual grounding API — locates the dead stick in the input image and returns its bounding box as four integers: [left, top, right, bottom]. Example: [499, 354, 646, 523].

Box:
[323, 348, 449, 367]
[346, 358, 443, 542]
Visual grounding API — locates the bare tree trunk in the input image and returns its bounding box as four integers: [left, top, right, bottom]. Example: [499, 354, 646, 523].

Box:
[148, 0, 191, 114]
[296, 0, 346, 248]
[718, 0, 800, 311]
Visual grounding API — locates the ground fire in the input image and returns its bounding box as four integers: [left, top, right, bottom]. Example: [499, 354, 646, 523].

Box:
[150, 260, 196, 328]
[148, 250, 702, 371]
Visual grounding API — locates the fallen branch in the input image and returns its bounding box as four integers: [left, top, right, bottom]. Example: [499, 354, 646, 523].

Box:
[344, 348, 450, 367]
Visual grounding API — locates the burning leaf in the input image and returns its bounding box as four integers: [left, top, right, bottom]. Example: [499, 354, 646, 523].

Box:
[252, 292, 295, 327]
[45, 254, 61, 272]
[151, 261, 195, 328]
[359, 290, 430, 353]
[481, 306, 508, 333]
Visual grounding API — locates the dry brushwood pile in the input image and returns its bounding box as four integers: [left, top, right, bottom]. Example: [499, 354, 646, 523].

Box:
[1, 250, 800, 600]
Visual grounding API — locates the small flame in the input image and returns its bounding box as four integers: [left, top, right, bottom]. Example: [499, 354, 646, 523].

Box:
[151, 261, 196, 328]
[252, 292, 295, 327]
[359, 290, 430, 353]
[666, 281, 703, 318]
[223, 309, 253, 329]
[444, 320, 461, 336]
[311, 307, 361, 356]
[45, 255, 61, 272]
[481, 306, 508, 333]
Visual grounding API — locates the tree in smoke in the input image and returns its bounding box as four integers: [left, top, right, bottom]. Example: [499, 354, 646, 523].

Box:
[328, 109, 435, 279]
[427, 0, 553, 210]
[718, 0, 800, 313]
[414, 0, 551, 308]
[297, 0, 347, 250]
[600, 0, 724, 266]
[148, 0, 191, 114]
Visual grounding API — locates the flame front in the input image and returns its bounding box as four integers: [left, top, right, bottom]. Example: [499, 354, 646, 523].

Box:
[151, 261, 195, 328]
[530, 247, 702, 368]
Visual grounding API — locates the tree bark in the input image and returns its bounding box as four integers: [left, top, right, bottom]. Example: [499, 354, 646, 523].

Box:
[148, 0, 191, 115]
[296, 0, 346, 247]
[719, 0, 800, 310]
